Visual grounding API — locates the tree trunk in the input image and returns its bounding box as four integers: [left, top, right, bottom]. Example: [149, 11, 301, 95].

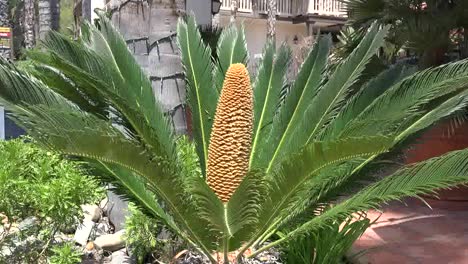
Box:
[110, 0, 188, 134]
[461, 29, 468, 59]
[230, 0, 238, 23]
[419, 46, 447, 69]
[38, 0, 60, 40]
[0, 0, 10, 58]
[50, 0, 60, 30]
[267, 0, 276, 43]
[23, 0, 35, 49]
[0, 0, 8, 27]
[38, 0, 51, 40]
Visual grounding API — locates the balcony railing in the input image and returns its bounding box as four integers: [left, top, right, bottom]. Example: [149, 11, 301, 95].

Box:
[220, 0, 346, 17]
[309, 0, 346, 17]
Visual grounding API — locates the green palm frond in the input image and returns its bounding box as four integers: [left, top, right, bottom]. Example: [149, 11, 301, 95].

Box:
[321, 64, 413, 140]
[341, 59, 468, 138]
[259, 34, 332, 170]
[91, 161, 182, 236]
[226, 170, 268, 248]
[177, 16, 217, 174]
[186, 168, 267, 249]
[396, 89, 468, 141]
[242, 136, 393, 252]
[302, 23, 388, 143]
[26, 64, 109, 118]
[29, 21, 175, 160]
[250, 42, 291, 167]
[253, 148, 468, 255]
[340, 0, 387, 26]
[0, 58, 74, 109]
[0, 62, 185, 229]
[7, 82, 215, 260]
[86, 16, 176, 158]
[264, 23, 388, 171]
[213, 24, 249, 93]
[281, 217, 371, 264]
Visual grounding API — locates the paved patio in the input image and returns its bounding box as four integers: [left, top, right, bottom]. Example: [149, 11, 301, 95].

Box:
[350, 197, 468, 264]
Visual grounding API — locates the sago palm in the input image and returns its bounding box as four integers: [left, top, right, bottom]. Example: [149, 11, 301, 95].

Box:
[1, 13, 468, 263]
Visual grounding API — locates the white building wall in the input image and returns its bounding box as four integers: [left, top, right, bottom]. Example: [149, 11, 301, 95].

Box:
[219, 16, 307, 57]
[91, 0, 107, 21]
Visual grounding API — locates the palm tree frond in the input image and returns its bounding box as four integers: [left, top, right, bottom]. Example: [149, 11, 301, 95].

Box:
[244, 136, 393, 253]
[302, 23, 389, 144]
[342, 59, 468, 138]
[250, 42, 291, 167]
[213, 24, 249, 93]
[260, 34, 332, 170]
[177, 16, 218, 175]
[321, 63, 413, 140]
[257, 148, 468, 253]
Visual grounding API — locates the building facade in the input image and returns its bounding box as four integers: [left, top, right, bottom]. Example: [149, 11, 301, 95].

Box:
[217, 0, 346, 57]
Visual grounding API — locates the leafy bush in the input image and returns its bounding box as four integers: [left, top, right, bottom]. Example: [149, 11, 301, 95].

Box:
[1, 13, 468, 264]
[49, 242, 82, 264]
[124, 203, 159, 263]
[0, 138, 105, 263]
[124, 202, 187, 263]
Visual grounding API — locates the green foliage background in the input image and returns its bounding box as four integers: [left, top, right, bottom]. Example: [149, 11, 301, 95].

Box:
[59, 0, 74, 34]
[0, 138, 105, 263]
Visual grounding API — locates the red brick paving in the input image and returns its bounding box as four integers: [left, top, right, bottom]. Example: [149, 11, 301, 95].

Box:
[351, 198, 468, 264]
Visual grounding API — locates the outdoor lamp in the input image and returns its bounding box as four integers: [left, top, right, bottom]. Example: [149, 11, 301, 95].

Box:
[212, 0, 222, 14]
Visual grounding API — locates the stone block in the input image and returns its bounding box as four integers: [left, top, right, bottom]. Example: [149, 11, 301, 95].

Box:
[107, 190, 129, 231]
[81, 204, 101, 222]
[94, 230, 125, 252]
[73, 220, 95, 246]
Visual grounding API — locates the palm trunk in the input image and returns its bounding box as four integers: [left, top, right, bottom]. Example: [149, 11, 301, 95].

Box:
[461, 29, 468, 59]
[419, 47, 447, 69]
[38, 0, 60, 40]
[0, 0, 11, 59]
[267, 0, 276, 42]
[24, 0, 35, 49]
[38, 0, 51, 39]
[50, 0, 60, 31]
[110, 0, 188, 134]
[230, 0, 238, 23]
[0, 0, 8, 27]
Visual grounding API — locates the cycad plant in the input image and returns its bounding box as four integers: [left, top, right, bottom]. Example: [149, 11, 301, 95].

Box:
[1, 13, 468, 263]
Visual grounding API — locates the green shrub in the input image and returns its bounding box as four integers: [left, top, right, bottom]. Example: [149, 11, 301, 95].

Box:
[49, 242, 82, 264]
[124, 203, 159, 263]
[124, 203, 186, 263]
[0, 138, 104, 263]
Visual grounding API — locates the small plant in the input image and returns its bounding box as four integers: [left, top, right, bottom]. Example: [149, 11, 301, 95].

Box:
[124, 203, 159, 263]
[0, 138, 104, 263]
[124, 202, 186, 263]
[49, 242, 82, 264]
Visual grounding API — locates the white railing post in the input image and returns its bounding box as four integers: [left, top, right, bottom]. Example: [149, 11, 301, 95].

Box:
[220, 0, 346, 17]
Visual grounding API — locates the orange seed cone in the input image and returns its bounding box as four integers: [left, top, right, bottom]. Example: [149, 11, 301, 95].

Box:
[206, 63, 253, 203]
